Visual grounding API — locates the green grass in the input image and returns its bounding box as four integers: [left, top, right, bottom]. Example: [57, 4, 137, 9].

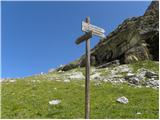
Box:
[129, 60, 159, 73]
[1, 60, 159, 119]
[1, 79, 159, 119]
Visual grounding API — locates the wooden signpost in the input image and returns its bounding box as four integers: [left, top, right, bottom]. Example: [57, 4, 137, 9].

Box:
[75, 17, 106, 119]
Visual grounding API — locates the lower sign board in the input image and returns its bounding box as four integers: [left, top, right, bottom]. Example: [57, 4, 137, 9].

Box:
[75, 31, 92, 44]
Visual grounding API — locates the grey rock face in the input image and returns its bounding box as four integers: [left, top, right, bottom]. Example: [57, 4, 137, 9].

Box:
[116, 96, 129, 104]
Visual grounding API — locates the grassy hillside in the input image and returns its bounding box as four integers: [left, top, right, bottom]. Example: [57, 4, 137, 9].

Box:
[1, 61, 159, 119]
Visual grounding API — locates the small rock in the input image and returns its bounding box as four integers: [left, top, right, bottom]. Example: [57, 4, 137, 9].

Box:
[145, 71, 158, 78]
[135, 85, 142, 88]
[129, 77, 140, 85]
[49, 100, 61, 105]
[136, 112, 142, 115]
[64, 79, 70, 82]
[40, 72, 44, 75]
[136, 68, 148, 79]
[68, 72, 85, 80]
[60, 64, 64, 67]
[114, 65, 132, 73]
[81, 84, 85, 87]
[147, 80, 159, 88]
[116, 96, 129, 104]
[94, 82, 102, 86]
[91, 68, 96, 73]
[127, 72, 135, 76]
[56, 80, 61, 82]
[48, 77, 54, 80]
[48, 68, 55, 73]
[96, 60, 120, 68]
[90, 73, 101, 80]
[9, 80, 16, 83]
[58, 70, 63, 73]
[137, 68, 158, 80]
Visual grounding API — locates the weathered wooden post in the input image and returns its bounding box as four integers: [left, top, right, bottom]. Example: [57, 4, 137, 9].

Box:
[85, 17, 90, 119]
[75, 17, 106, 119]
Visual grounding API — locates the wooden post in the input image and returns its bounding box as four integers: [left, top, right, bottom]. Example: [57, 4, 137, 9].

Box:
[75, 17, 105, 119]
[85, 17, 90, 119]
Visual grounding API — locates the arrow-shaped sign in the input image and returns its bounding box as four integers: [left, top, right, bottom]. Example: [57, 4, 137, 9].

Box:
[82, 21, 106, 38]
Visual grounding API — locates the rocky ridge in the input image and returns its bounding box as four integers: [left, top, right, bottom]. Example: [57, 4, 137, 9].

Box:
[57, 1, 159, 71]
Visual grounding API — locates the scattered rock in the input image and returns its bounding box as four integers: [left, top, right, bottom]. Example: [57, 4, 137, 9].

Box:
[60, 64, 64, 67]
[136, 68, 147, 79]
[91, 68, 96, 73]
[9, 80, 16, 83]
[49, 100, 61, 105]
[136, 112, 142, 115]
[64, 79, 70, 83]
[125, 76, 140, 85]
[146, 80, 159, 88]
[47, 77, 54, 80]
[58, 70, 64, 73]
[81, 84, 85, 87]
[68, 72, 85, 80]
[94, 82, 102, 86]
[137, 68, 158, 79]
[116, 96, 129, 104]
[97, 60, 120, 68]
[145, 71, 158, 78]
[56, 80, 61, 82]
[90, 73, 102, 80]
[127, 72, 135, 76]
[48, 68, 55, 73]
[114, 65, 132, 73]
[40, 72, 44, 75]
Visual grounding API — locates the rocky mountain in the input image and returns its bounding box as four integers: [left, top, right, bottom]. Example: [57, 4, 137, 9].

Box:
[57, 1, 159, 71]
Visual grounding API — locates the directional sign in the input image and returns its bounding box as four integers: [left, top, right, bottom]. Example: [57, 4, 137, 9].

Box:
[82, 21, 106, 38]
[75, 17, 106, 119]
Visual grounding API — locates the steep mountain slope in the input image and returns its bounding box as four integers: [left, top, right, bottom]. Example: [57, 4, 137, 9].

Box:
[58, 1, 159, 71]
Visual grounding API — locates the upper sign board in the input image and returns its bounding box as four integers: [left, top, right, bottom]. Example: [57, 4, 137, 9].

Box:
[82, 21, 106, 38]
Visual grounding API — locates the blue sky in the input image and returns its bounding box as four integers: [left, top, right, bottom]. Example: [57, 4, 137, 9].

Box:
[1, 1, 151, 78]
